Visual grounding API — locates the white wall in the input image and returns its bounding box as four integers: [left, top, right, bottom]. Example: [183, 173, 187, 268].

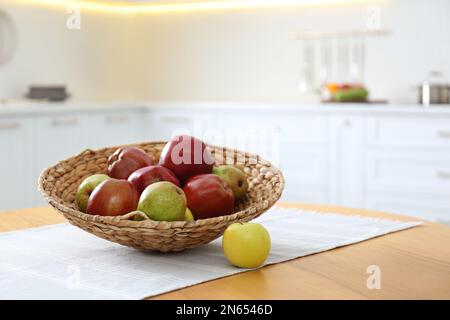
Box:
[134, 0, 450, 104]
[0, 1, 138, 102]
[0, 0, 449, 104]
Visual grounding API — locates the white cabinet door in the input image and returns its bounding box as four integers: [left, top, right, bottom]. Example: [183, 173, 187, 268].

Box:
[35, 114, 89, 169]
[365, 148, 450, 196]
[281, 184, 329, 204]
[85, 110, 145, 149]
[210, 109, 330, 203]
[34, 114, 89, 205]
[148, 108, 220, 146]
[330, 115, 365, 207]
[0, 117, 34, 210]
[149, 109, 205, 141]
[279, 145, 329, 188]
[367, 115, 450, 147]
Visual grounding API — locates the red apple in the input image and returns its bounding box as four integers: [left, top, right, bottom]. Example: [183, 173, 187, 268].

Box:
[183, 174, 234, 219]
[107, 147, 153, 179]
[159, 135, 215, 184]
[128, 165, 180, 194]
[86, 179, 139, 216]
[338, 83, 352, 91]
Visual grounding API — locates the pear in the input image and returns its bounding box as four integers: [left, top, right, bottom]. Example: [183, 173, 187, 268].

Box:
[185, 208, 195, 222]
[137, 181, 186, 221]
[212, 165, 249, 201]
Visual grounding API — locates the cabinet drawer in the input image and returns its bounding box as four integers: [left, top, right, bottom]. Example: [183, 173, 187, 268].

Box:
[0, 117, 34, 210]
[366, 149, 450, 195]
[280, 145, 328, 187]
[150, 110, 210, 141]
[276, 114, 328, 144]
[34, 115, 90, 205]
[368, 116, 450, 147]
[282, 184, 329, 204]
[366, 193, 450, 224]
[86, 111, 143, 148]
[214, 112, 328, 144]
[35, 115, 89, 161]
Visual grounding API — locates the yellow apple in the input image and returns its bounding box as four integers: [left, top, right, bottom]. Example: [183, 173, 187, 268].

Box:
[185, 208, 194, 221]
[222, 222, 271, 268]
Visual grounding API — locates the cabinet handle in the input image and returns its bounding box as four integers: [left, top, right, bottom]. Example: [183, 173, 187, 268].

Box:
[51, 118, 79, 127]
[105, 115, 128, 124]
[0, 122, 20, 130]
[273, 125, 282, 133]
[343, 119, 352, 127]
[436, 171, 450, 180]
[437, 130, 450, 139]
[161, 116, 191, 123]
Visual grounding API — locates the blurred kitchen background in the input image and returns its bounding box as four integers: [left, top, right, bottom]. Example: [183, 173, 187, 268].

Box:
[0, 0, 449, 224]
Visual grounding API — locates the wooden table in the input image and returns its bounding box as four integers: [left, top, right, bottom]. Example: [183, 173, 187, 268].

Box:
[1, 203, 450, 299]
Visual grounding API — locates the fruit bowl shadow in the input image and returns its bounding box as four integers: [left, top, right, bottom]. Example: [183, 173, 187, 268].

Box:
[38, 141, 285, 252]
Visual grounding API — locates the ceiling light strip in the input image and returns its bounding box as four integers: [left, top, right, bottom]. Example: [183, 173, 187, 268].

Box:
[11, 0, 390, 14]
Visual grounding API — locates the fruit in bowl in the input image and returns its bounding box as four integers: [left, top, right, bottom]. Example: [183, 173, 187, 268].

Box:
[184, 208, 195, 221]
[183, 174, 234, 219]
[107, 146, 153, 179]
[128, 165, 180, 194]
[324, 83, 369, 103]
[77, 137, 245, 223]
[137, 181, 187, 221]
[41, 136, 285, 253]
[159, 135, 215, 184]
[87, 179, 139, 216]
[75, 174, 109, 213]
[212, 165, 248, 201]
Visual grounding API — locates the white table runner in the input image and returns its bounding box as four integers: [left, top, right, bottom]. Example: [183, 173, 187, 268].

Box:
[0, 207, 422, 300]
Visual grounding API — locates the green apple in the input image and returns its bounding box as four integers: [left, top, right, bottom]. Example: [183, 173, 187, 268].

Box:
[137, 181, 186, 221]
[185, 208, 194, 222]
[76, 174, 109, 212]
[212, 165, 249, 201]
[222, 222, 271, 268]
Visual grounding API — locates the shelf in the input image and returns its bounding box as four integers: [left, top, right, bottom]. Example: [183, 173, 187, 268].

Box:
[290, 29, 391, 40]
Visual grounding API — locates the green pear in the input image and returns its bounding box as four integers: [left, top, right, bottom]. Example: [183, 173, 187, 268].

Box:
[76, 174, 109, 212]
[212, 165, 249, 201]
[137, 181, 186, 221]
[185, 208, 195, 221]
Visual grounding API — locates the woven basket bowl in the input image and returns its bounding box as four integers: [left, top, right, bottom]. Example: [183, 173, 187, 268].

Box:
[39, 141, 285, 252]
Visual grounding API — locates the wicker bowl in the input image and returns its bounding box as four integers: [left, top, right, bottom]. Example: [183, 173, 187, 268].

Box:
[39, 141, 284, 252]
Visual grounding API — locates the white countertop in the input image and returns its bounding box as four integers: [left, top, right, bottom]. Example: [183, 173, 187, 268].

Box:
[1, 100, 450, 116]
[146, 101, 450, 114]
[0, 101, 147, 116]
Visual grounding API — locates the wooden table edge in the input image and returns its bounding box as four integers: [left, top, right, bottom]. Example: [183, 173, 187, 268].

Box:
[1, 203, 449, 300]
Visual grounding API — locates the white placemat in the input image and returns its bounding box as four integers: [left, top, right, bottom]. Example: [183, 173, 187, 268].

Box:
[0, 207, 422, 300]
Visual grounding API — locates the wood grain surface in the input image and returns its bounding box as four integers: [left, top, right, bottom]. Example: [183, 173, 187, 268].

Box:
[1, 203, 449, 299]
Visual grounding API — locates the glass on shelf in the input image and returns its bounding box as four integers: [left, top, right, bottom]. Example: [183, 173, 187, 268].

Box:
[298, 39, 317, 96]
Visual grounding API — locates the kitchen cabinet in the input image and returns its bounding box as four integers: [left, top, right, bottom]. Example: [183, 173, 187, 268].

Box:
[149, 109, 213, 141]
[206, 110, 281, 163]
[0, 117, 34, 210]
[85, 110, 146, 148]
[1, 103, 450, 224]
[363, 113, 450, 224]
[34, 114, 89, 170]
[33, 114, 90, 205]
[366, 193, 450, 225]
[32, 108, 148, 206]
[205, 110, 330, 204]
[329, 115, 365, 207]
[365, 148, 450, 196]
[367, 115, 450, 147]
